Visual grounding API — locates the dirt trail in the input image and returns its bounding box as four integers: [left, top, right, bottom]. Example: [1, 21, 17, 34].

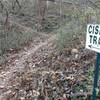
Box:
[0, 31, 56, 99]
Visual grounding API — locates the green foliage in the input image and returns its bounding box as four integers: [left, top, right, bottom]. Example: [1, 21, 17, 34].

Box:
[70, 66, 94, 100]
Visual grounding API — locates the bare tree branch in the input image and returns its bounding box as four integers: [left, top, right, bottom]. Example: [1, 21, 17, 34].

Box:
[12, 0, 21, 10]
[87, 0, 100, 8]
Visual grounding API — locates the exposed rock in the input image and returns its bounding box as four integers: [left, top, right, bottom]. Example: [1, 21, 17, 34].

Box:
[71, 48, 79, 54]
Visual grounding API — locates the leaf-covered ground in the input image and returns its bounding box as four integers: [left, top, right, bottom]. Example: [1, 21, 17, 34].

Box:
[0, 32, 99, 100]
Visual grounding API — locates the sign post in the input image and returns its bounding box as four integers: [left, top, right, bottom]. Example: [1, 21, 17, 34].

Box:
[86, 24, 100, 100]
[92, 53, 100, 100]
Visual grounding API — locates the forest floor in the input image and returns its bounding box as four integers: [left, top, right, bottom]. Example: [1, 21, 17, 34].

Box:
[0, 10, 99, 100]
[0, 27, 98, 100]
[0, 26, 57, 99]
